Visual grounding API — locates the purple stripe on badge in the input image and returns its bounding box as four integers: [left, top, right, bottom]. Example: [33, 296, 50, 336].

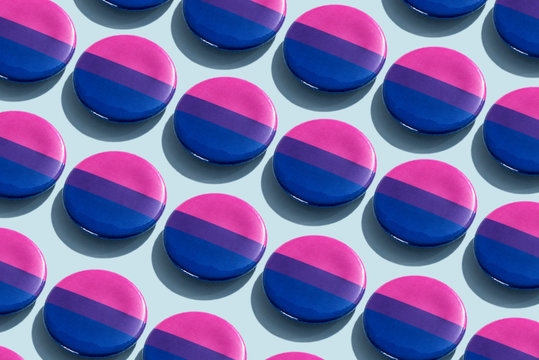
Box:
[477, 219, 539, 258]
[200, 0, 283, 30]
[486, 105, 539, 140]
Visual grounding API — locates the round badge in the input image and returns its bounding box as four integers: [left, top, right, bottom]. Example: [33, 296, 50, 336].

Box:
[268, 353, 324, 360]
[143, 312, 246, 360]
[402, 0, 486, 18]
[273, 119, 376, 207]
[494, 0, 539, 57]
[44, 270, 147, 357]
[0, 111, 66, 199]
[283, 5, 386, 92]
[374, 159, 477, 247]
[174, 77, 277, 165]
[364, 276, 467, 360]
[465, 318, 539, 360]
[74, 35, 177, 122]
[483, 87, 539, 174]
[263, 235, 366, 323]
[474, 202, 539, 289]
[102, 0, 170, 10]
[384, 47, 486, 134]
[164, 193, 267, 281]
[0, 347, 23, 360]
[0, 228, 46, 315]
[63, 151, 167, 239]
[0, 0, 76, 82]
[183, 0, 286, 50]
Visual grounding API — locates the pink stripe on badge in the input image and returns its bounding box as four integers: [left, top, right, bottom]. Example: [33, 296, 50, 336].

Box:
[275, 235, 365, 286]
[295, 5, 386, 56]
[186, 77, 277, 129]
[0, 228, 46, 279]
[386, 159, 477, 211]
[496, 87, 539, 121]
[375, 276, 467, 326]
[395, 47, 486, 99]
[0, 112, 66, 162]
[155, 312, 246, 360]
[74, 151, 166, 202]
[268, 353, 324, 360]
[0, 347, 23, 360]
[0, 0, 76, 45]
[249, 0, 286, 14]
[486, 202, 539, 239]
[285, 119, 377, 171]
[56, 270, 147, 321]
[177, 193, 267, 245]
[85, 35, 177, 87]
[477, 318, 539, 358]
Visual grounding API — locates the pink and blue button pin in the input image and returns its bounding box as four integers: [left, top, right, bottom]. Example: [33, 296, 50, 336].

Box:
[483, 87, 539, 174]
[0, 0, 76, 82]
[44, 270, 147, 357]
[268, 353, 324, 360]
[164, 193, 267, 281]
[402, 0, 486, 18]
[174, 77, 277, 165]
[465, 318, 539, 360]
[183, 0, 286, 50]
[494, 0, 539, 57]
[263, 235, 366, 323]
[384, 47, 486, 134]
[0, 347, 23, 360]
[102, 0, 170, 10]
[284, 5, 386, 92]
[364, 276, 467, 360]
[374, 159, 477, 247]
[474, 202, 539, 289]
[63, 151, 167, 239]
[273, 119, 377, 207]
[0, 228, 46, 316]
[74, 35, 177, 122]
[143, 312, 246, 360]
[0, 111, 66, 199]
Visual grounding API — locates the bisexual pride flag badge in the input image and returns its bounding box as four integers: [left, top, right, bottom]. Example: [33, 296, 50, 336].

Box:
[364, 276, 467, 360]
[0, 228, 46, 315]
[44, 270, 147, 357]
[0, 111, 66, 199]
[0, 0, 76, 82]
[143, 312, 246, 360]
[74, 35, 177, 122]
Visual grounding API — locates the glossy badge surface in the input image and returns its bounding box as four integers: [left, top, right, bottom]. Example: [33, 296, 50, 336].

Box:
[63, 151, 167, 239]
[403, 0, 486, 18]
[494, 0, 539, 57]
[164, 193, 267, 281]
[174, 77, 277, 164]
[384, 47, 486, 134]
[0, 228, 46, 315]
[0, 347, 23, 360]
[273, 119, 376, 207]
[374, 159, 477, 247]
[0, 111, 66, 199]
[474, 202, 539, 289]
[483, 87, 539, 174]
[102, 0, 170, 10]
[143, 312, 246, 360]
[267, 353, 324, 360]
[183, 0, 286, 50]
[44, 270, 147, 357]
[465, 318, 539, 360]
[263, 235, 366, 323]
[74, 35, 176, 122]
[364, 276, 467, 360]
[283, 5, 386, 92]
[0, 0, 76, 82]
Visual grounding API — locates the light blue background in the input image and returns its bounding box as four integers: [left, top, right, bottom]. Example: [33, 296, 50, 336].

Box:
[0, 0, 537, 359]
